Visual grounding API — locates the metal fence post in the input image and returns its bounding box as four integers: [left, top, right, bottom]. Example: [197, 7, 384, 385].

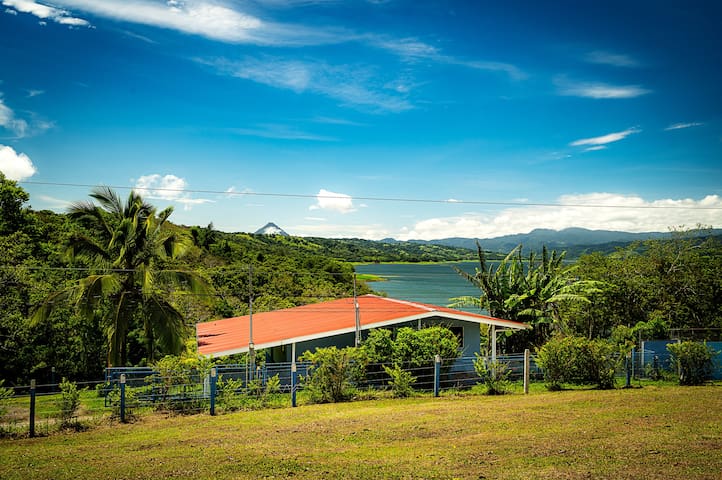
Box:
[291, 363, 297, 408]
[119, 374, 126, 423]
[29, 379, 36, 438]
[523, 349, 530, 394]
[433, 355, 441, 397]
[209, 367, 217, 416]
[625, 352, 632, 388]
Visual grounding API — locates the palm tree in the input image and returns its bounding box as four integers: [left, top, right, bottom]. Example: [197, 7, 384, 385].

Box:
[451, 242, 601, 348]
[32, 187, 210, 366]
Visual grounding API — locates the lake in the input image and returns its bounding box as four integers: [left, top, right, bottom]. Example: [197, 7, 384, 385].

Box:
[355, 262, 484, 312]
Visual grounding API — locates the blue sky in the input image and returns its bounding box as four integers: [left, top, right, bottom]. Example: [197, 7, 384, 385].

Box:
[1, 0, 721, 239]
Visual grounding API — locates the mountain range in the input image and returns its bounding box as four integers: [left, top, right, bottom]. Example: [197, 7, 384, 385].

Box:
[255, 223, 721, 259]
[390, 227, 722, 257]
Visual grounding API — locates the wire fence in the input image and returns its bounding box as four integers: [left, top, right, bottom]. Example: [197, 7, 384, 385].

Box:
[2, 348, 720, 439]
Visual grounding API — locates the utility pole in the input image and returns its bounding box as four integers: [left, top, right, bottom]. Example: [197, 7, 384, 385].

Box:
[248, 264, 255, 380]
[353, 273, 360, 346]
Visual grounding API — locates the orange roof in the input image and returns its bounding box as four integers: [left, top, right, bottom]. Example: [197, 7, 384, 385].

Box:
[196, 294, 529, 357]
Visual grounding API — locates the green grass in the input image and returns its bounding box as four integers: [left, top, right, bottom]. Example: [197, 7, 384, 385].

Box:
[2, 384, 720, 479]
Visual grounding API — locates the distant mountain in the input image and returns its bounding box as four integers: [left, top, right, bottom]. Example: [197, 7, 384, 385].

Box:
[255, 222, 289, 236]
[407, 227, 722, 258]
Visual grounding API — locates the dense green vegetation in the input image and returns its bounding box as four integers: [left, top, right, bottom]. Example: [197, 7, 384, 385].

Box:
[0, 176, 475, 384]
[455, 232, 722, 353]
[1, 173, 721, 386]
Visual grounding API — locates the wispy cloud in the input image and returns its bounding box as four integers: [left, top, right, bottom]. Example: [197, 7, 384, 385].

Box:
[555, 76, 651, 99]
[584, 50, 640, 68]
[199, 56, 413, 113]
[369, 36, 527, 80]
[46, 0, 346, 46]
[121, 29, 157, 44]
[292, 222, 390, 239]
[0, 97, 29, 137]
[2, 0, 90, 26]
[133, 173, 213, 210]
[396, 193, 722, 241]
[309, 189, 356, 214]
[26, 89, 45, 97]
[665, 122, 704, 131]
[0, 144, 37, 180]
[312, 116, 367, 127]
[0, 94, 54, 138]
[570, 127, 641, 147]
[37, 194, 72, 209]
[231, 123, 336, 141]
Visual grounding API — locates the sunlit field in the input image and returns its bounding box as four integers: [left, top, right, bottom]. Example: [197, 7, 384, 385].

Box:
[2, 385, 720, 480]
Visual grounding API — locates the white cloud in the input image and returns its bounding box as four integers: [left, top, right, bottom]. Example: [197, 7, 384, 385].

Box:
[44, 0, 345, 46]
[292, 221, 391, 239]
[26, 89, 44, 97]
[0, 95, 53, 138]
[200, 56, 412, 113]
[232, 123, 336, 141]
[0, 144, 37, 180]
[133, 173, 213, 210]
[0, 97, 29, 137]
[584, 50, 639, 68]
[395, 193, 722, 241]
[570, 127, 641, 147]
[369, 36, 526, 80]
[310, 189, 356, 213]
[555, 76, 651, 99]
[665, 122, 704, 131]
[2, 0, 89, 26]
[584, 145, 607, 152]
[37, 194, 71, 209]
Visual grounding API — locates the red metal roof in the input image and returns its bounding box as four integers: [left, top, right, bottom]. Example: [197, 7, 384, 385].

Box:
[196, 294, 529, 357]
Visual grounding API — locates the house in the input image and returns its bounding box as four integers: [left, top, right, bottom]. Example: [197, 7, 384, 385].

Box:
[196, 294, 529, 365]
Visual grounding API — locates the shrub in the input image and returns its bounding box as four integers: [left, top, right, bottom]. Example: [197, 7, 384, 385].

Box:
[300, 347, 367, 403]
[217, 377, 245, 411]
[383, 365, 416, 398]
[536, 336, 617, 390]
[150, 351, 212, 413]
[0, 380, 12, 417]
[362, 329, 394, 363]
[392, 326, 460, 368]
[473, 355, 511, 395]
[57, 378, 80, 428]
[667, 341, 715, 385]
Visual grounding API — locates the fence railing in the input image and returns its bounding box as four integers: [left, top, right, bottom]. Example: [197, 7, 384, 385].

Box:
[2, 348, 721, 438]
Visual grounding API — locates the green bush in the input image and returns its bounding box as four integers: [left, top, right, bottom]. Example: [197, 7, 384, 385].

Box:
[667, 341, 715, 385]
[383, 364, 416, 398]
[392, 326, 460, 368]
[217, 374, 282, 411]
[0, 380, 12, 417]
[362, 329, 394, 363]
[536, 336, 617, 390]
[300, 347, 367, 403]
[473, 355, 511, 395]
[57, 378, 80, 428]
[149, 351, 212, 414]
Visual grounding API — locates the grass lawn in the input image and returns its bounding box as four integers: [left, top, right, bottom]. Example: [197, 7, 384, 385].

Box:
[1, 385, 720, 479]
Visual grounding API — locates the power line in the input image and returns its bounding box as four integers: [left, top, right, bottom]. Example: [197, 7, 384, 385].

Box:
[20, 180, 722, 210]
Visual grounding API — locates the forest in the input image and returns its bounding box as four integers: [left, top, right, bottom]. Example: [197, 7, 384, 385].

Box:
[1, 172, 721, 385]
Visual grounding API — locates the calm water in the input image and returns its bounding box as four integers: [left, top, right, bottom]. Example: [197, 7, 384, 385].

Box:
[355, 262, 483, 312]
